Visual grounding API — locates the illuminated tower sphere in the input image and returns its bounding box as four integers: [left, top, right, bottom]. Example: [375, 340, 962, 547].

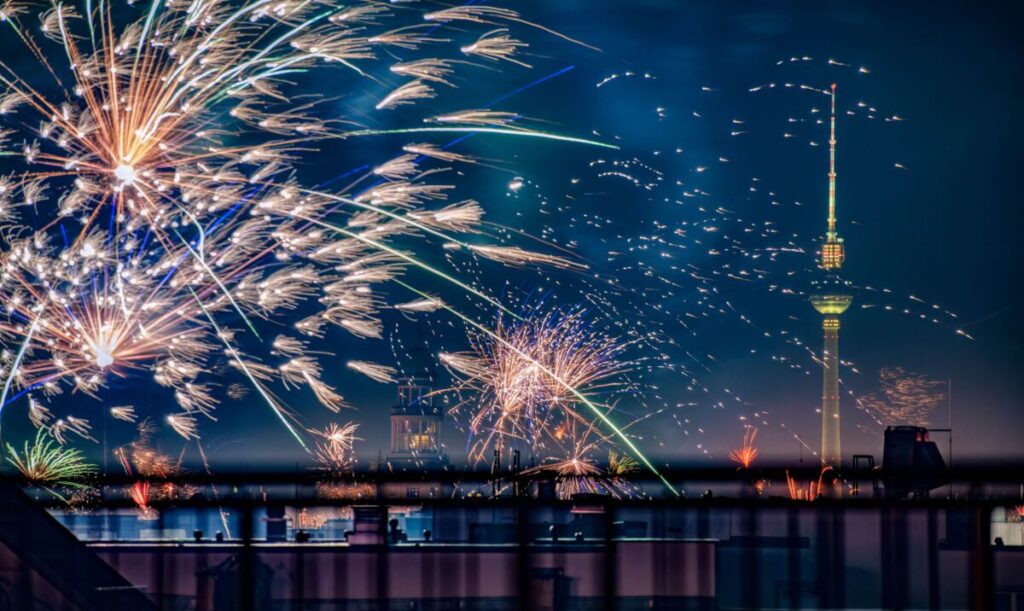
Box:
[811, 84, 853, 468]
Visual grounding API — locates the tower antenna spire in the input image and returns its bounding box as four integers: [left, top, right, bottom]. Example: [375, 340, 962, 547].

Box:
[828, 83, 837, 239]
[820, 83, 844, 270]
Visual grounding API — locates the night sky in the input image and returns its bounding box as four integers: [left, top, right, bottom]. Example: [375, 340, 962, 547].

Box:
[2, 1, 1021, 472]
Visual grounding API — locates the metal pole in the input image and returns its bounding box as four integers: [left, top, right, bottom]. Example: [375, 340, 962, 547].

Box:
[787, 507, 802, 609]
[516, 499, 530, 611]
[972, 506, 992, 610]
[239, 501, 254, 611]
[948, 379, 954, 499]
[927, 508, 940, 610]
[603, 501, 617, 611]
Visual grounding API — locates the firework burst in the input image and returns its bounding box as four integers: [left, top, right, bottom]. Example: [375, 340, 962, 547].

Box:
[523, 421, 639, 499]
[442, 307, 632, 462]
[114, 419, 188, 516]
[442, 305, 667, 494]
[6, 427, 96, 492]
[0, 1, 611, 453]
[786, 466, 834, 501]
[729, 427, 759, 469]
[312, 421, 361, 473]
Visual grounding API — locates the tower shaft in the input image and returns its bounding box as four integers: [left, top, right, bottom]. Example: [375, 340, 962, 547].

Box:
[820, 316, 842, 467]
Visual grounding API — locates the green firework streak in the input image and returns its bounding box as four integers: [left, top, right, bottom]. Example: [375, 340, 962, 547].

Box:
[339, 127, 620, 150]
[185, 287, 309, 452]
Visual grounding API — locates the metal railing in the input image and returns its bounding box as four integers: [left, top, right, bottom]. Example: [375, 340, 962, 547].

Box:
[3, 466, 1024, 611]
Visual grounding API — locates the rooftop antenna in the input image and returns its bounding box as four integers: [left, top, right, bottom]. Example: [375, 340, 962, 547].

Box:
[491, 448, 502, 498]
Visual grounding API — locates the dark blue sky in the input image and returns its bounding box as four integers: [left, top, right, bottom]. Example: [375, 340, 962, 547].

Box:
[570, 0, 1023, 464]
[234, 0, 1023, 468]
[3, 1, 1021, 471]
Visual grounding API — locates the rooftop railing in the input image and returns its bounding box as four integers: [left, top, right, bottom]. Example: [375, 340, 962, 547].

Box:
[2, 466, 1023, 610]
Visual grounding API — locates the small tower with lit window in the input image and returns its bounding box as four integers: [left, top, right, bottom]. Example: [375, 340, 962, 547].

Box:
[389, 376, 446, 468]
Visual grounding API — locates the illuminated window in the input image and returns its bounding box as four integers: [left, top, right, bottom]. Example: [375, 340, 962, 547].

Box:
[821, 242, 845, 269]
[407, 434, 433, 450]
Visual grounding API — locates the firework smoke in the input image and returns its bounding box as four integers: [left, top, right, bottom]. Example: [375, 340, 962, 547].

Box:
[858, 367, 947, 428]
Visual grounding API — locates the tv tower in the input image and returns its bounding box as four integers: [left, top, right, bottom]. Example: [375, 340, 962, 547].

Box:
[810, 83, 852, 468]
